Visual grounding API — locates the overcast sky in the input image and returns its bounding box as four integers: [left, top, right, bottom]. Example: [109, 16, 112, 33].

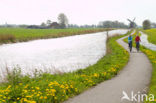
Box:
[0, 0, 155, 26]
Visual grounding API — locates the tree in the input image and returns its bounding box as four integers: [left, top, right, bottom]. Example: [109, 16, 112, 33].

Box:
[151, 22, 156, 28]
[58, 13, 68, 28]
[46, 20, 52, 26]
[98, 20, 128, 28]
[143, 20, 151, 30]
[41, 22, 46, 27]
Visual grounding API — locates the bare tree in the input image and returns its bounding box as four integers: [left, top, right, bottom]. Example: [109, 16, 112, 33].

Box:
[58, 13, 68, 28]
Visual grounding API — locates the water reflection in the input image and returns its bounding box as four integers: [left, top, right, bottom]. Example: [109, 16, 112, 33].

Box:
[0, 29, 128, 79]
[140, 32, 156, 51]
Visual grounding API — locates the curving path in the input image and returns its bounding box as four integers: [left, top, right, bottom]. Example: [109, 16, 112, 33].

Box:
[65, 34, 152, 103]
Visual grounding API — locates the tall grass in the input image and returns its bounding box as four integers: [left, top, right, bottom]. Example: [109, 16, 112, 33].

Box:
[0, 34, 15, 43]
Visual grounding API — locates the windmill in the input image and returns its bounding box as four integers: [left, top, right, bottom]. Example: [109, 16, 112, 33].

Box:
[127, 18, 136, 28]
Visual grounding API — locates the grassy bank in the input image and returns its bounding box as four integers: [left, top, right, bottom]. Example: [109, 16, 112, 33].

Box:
[0, 31, 131, 103]
[142, 48, 156, 103]
[0, 28, 109, 43]
[123, 31, 156, 103]
[142, 28, 156, 45]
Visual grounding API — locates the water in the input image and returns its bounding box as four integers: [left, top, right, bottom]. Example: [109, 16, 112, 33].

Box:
[0, 29, 128, 79]
[140, 31, 156, 51]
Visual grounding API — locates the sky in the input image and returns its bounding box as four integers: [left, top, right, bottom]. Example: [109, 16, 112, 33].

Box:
[0, 0, 156, 26]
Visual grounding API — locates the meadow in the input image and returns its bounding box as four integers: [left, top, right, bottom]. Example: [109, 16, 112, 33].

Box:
[0, 28, 108, 43]
[0, 30, 131, 103]
[143, 28, 156, 45]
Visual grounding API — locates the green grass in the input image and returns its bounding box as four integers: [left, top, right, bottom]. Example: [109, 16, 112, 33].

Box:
[0, 28, 109, 43]
[142, 48, 156, 103]
[0, 31, 132, 103]
[124, 31, 156, 103]
[142, 28, 156, 45]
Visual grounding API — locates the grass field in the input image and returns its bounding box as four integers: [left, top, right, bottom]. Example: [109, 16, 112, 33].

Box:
[124, 31, 156, 103]
[0, 31, 131, 103]
[143, 28, 156, 45]
[0, 28, 108, 43]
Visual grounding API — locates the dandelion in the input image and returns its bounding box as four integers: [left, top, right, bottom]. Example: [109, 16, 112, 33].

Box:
[44, 96, 47, 99]
[60, 85, 65, 88]
[35, 87, 40, 90]
[19, 83, 22, 86]
[93, 73, 99, 77]
[111, 68, 116, 72]
[103, 72, 107, 76]
[26, 95, 32, 98]
[40, 96, 44, 99]
[23, 98, 28, 102]
[51, 89, 56, 93]
[29, 101, 36, 103]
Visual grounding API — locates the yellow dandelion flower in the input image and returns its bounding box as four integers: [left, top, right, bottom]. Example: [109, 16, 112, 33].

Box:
[44, 96, 47, 99]
[40, 96, 44, 99]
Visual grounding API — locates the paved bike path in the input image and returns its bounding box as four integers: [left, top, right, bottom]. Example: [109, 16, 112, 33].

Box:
[65, 35, 152, 103]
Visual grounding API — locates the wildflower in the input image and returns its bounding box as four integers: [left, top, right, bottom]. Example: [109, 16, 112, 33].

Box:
[93, 73, 99, 77]
[26, 95, 32, 98]
[36, 94, 40, 97]
[7, 85, 11, 89]
[35, 87, 40, 90]
[60, 85, 65, 88]
[19, 83, 22, 86]
[51, 89, 56, 93]
[23, 98, 28, 102]
[75, 88, 78, 92]
[24, 85, 29, 89]
[40, 96, 44, 99]
[103, 72, 107, 76]
[29, 101, 36, 103]
[70, 85, 73, 88]
[44, 96, 47, 99]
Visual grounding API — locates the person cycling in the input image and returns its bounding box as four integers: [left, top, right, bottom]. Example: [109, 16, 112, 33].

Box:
[128, 35, 133, 52]
[135, 34, 141, 52]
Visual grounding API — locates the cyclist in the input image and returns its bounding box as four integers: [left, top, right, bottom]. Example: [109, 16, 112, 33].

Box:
[135, 34, 141, 52]
[128, 35, 133, 52]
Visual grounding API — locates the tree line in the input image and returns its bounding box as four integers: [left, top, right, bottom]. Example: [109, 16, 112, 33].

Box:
[1, 13, 156, 29]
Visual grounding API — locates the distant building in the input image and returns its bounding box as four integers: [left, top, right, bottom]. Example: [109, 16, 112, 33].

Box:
[49, 22, 60, 29]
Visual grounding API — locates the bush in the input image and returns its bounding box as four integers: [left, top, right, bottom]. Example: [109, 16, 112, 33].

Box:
[143, 20, 151, 30]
